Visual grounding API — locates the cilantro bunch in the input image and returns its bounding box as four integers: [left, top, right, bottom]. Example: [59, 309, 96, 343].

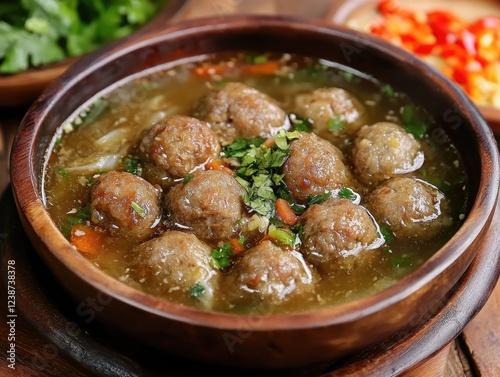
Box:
[0, 0, 161, 74]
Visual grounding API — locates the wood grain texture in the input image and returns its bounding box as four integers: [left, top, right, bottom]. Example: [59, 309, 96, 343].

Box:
[405, 344, 451, 377]
[462, 279, 500, 377]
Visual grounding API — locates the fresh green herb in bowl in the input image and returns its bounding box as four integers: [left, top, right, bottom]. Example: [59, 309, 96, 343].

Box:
[0, 0, 164, 74]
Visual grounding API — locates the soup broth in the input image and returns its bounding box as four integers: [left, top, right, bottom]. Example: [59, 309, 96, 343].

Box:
[44, 53, 467, 314]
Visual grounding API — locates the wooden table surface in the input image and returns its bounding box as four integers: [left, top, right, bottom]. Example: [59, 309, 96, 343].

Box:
[1, 1, 500, 376]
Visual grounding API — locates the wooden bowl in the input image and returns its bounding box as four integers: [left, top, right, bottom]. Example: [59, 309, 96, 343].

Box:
[326, 0, 500, 136]
[0, 0, 187, 108]
[10, 16, 500, 369]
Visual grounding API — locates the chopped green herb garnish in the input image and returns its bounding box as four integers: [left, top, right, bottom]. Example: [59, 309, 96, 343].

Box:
[340, 71, 354, 82]
[230, 131, 300, 217]
[307, 192, 332, 206]
[253, 55, 268, 64]
[238, 235, 248, 245]
[55, 168, 69, 178]
[189, 283, 206, 298]
[290, 114, 312, 132]
[54, 136, 62, 146]
[224, 137, 265, 157]
[61, 204, 90, 237]
[401, 104, 430, 139]
[291, 222, 304, 241]
[338, 187, 357, 201]
[268, 225, 296, 248]
[122, 156, 141, 175]
[390, 255, 413, 268]
[294, 64, 330, 81]
[217, 81, 228, 87]
[210, 244, 235, 270]
[381, 85, 395, 97]
[183, 173, 194, 185]
[327, 116, 345, 132]
[380, 226, 395, 245]
[131, 201, 146, 218]
[404, 123, 428, 139]
[383, 246, 392, 253]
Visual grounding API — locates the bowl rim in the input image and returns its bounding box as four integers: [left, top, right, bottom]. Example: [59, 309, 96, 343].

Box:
[10, 15, 500, 331]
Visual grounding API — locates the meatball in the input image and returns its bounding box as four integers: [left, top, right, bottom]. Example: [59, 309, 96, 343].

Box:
[366, 178, 451, 239]
[165, 170, 247, 242]
[225, 241, 316, 307]
[352, 122, 424, 184]
[301, 198, 384, 273]
[131, 231, 218, 308]
[291, 88, 367, 143]
[194, 82, 288, 144]
[282, 132, 356, 203]
[139, 115, 220, 188]
[89, 171, 162, 241]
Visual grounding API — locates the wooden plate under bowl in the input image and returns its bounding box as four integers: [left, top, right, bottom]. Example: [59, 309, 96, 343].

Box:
[326, 0, 500, 136]
[0, 0, 187, 108]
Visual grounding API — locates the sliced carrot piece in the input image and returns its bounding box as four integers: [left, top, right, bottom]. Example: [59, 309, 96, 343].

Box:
[70, 224, 107, 257]
[240, 61, 280, 75]
[206, 160, 234, 175]
[275, 198, 299, 226]
[192, 65, 228, 77]
[229, 238, 245, 254]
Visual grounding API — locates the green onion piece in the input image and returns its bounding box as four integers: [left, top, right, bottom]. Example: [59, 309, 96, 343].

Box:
[189, 283, 206, 298]
[253, 55, 268, 64]
[183, 173, 194, 185]
[210, 244, 235, 269]
[291, 222, 304, 241]
[338, 187, 357, 201]
[404, 123, 428, 139]
[328, 116, 345, 132]
[307, 192, 332, 206]
[268, 225, 296, 247]
[131, 201, 146, 218]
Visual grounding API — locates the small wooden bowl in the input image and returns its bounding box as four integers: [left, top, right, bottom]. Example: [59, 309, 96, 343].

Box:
[326, 0, 500, 136]
[10, 16, 500, 369]
[0, 0, 187, 108]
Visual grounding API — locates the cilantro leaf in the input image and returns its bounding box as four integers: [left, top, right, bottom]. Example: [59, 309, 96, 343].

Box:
[229, 132, 299, 218]
[0, 0, 159, 74]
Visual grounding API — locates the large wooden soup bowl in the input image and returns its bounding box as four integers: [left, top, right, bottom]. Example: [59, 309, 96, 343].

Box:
[10, 16, 500, 369]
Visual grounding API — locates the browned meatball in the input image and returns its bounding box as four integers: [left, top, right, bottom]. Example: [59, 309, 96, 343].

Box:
[194, 82, 288, 144]
[90, 171, 162, 241]
[282, 132, 356, 203]
[352, 122, 424, 184]
[131, 231, 218, 308]
[291, 88, 367, 143]
[139, 115, 221, 188]
[165, 170, 247, 242]
[225, 241, 316, 307]
[301, 198, 384, 274]
[366, 178, 451, 239]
